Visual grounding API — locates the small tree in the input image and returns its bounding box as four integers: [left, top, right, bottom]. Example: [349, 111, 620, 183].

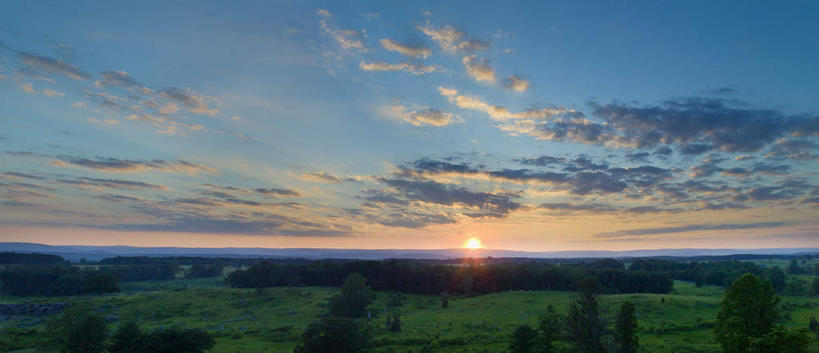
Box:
[614, 301, 638, 353]
[385, 311, 402, 332]
[386, 291, 404, 307]
[328, 273, 373, 318]
[440, 292, 449, 308]
[787, 259, 803, 275]
[294, 317, 368, 353]
[565, 277, 607, 353]
[109, 321, 143, 353]
[812, 277, 819, 295]
[509, 324, 538, 353]
[65, 315, 109, 353]
[538, 305, 561, 353]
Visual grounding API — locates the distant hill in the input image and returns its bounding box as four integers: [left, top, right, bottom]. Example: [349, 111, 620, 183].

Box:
[0, 242, 817, 261]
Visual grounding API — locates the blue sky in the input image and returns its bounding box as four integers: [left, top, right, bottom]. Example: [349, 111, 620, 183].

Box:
[0, 1, 817, 250]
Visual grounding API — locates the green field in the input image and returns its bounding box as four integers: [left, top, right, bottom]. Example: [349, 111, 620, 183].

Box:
[1, 276, 817, 353]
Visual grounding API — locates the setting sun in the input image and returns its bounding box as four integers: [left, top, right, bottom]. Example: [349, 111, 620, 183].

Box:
[464, 237, 484, 250]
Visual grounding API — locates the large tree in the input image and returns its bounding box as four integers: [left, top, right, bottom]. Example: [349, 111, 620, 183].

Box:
[713, 273, 812, 353]
[565, 277, 608, 353]
[614, 301, 638, 353]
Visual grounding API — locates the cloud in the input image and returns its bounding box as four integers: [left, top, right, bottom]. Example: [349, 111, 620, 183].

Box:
[301, 171, 342, 183]
[462, 55, 496, 83]
[42, 89, 65, 97]
[589, 98, 806, 152]
[320, 16, 367, 52]
[595, 222, 787, 238]
[1, 172, 46, 180]
[438, 86, 578, 122]
[379, 39, 430, 58]
[19, 53, 91, 80]
[255, 188, 302, 197]
[54, 156, 218, 174]
[19, 82, 35, 93]
[87, 118, 120, 125]
[504, 75, 531, 92]
[160, 88, 218, 116]
[517, 155, 567, 167]
[57, 177, 166, 190]
[382, 105, 460, 127]
[359, 61, 440, 75]
[418, 24, 490, 53]
[765, 139, 817, 161]
[316, 9, 331, 18]
[376, 178, 522, 219]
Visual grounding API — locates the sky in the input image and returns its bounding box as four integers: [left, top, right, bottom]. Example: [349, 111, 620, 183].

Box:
[0, 0, 817, 251]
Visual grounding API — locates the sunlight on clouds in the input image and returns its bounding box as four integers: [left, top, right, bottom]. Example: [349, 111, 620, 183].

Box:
[381, 105, 461, 127]
[462, 55, 496, 83]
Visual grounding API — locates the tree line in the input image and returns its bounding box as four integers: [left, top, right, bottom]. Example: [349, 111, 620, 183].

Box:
[227, 259, 673, 295]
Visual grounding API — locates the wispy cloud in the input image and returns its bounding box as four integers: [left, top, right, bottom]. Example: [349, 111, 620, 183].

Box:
[360, 61, 440, 75]
[595, 222, 788, 238]
[379, 39, 430, 58]
[53, 156, 218, 174]
[382, 105, 460, 127]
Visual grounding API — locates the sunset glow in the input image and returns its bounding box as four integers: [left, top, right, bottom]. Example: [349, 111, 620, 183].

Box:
[465, 238, 484, 250]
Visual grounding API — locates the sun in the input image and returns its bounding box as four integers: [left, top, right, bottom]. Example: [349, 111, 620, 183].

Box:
[464, 237, 484, 250]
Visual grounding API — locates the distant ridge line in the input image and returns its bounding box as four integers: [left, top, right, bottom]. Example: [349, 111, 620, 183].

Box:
[0, 242, 817, 261]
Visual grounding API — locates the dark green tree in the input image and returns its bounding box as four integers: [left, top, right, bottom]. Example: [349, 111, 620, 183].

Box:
[294, 317, 368, 353]
[84, 272, 120, 294]
[328, 273, 373, 318]
[714, 273, 780, 353]
[614, 301, 638, 353]
[64, 315, 109, 353]
[812, 277, 819, 295]
[565, 277, 607, 353]
[440, 292, 449, 308]
[108, 321, 143, 353]
[386, 291, 404, 307]
[766, 266, 786, 292]
[747, 326, 811, 353]
[809, 316, 818, 335]
[385, 311, 402, 332]
[537, 305, 561, 353]
[787, 259, 804, 275]
[509, 324, 538, 353]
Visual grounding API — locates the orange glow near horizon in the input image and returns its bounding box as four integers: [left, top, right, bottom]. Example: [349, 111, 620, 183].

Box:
[464, 237, 484, 250]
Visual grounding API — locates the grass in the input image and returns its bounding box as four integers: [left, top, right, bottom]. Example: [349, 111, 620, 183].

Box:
[1, 278, 817, 353]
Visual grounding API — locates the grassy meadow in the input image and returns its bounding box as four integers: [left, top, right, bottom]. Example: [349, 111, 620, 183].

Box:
[1, 273, 817, 353]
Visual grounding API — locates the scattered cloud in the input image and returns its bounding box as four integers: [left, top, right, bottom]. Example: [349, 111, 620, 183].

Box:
[19, 53, 90, 80]
[504, 75, 531, 92]
[379, 39, 430, 58]
[462, 55, 496, 83]
[418, 24, 490, 53]
[301, 171, 342, 183]
[360, 61, 440, 75]
[382, 105, 460, 127]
